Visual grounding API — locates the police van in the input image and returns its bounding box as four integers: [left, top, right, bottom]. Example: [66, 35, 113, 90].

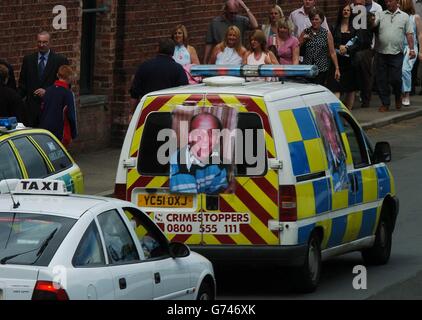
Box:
[114, 65, 399, 292]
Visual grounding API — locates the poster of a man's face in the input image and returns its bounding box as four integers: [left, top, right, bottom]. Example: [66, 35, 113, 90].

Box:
[312, 104, 349, 192]
[169, 105, 237, 194]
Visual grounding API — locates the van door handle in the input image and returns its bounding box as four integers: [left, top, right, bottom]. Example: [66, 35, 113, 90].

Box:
[349, 174, 356, 192]
[119, 278, 127, 290]
[354, 174, 359, 193]
[154, 272, 161, 284]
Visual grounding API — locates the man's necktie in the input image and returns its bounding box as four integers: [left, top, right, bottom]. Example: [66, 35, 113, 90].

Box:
[38, 55, 45, 79]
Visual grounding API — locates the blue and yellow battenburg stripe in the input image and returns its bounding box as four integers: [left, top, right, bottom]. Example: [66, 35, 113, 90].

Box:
[292, 103, 394, 248]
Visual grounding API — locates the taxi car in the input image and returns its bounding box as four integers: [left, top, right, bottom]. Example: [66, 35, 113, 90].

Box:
[114, 65, 399, 292]
[0, 117, 83, 193]
[0, 179, 215, 300]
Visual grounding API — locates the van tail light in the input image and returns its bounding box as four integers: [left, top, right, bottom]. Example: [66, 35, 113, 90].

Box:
[279, 185, 297, 222]
[114, 183, 127, 200]
[32, 281, 69, 300]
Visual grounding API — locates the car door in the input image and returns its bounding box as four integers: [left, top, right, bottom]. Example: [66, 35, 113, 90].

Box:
[0, 141, 23, 180]
[9, 136, 51, 179]
[66, 220, 115, 299]
[123, 207, 192, 300]
[96, 209, 154, 299]
[29, 133, 83, 193]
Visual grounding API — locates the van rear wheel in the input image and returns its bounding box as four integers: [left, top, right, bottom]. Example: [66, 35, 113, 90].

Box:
[291, 232, 321, 293]
[362, 213, 392, 265]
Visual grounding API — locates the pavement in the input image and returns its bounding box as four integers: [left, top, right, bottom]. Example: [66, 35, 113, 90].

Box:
[72, 92, 422, 196]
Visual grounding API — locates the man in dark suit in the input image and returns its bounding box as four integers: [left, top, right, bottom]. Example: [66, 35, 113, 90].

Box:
[18, 31, 69, 127]
[129, 38, 188, 114]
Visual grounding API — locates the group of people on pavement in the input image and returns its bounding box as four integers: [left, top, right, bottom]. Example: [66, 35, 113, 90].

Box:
[0, 31, 77, 147]
[2, 0, 422, 139]
[130, 0, 422, 114]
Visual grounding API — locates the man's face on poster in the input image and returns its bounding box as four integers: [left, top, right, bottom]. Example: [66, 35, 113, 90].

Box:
[188, 113, 221, 163]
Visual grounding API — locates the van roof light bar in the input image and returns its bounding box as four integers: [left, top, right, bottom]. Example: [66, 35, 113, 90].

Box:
[190, 65, 319, 78]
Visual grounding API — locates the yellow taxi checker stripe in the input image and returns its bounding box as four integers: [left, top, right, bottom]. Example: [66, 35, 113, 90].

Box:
[146, 176, 169, 188]
[227, 194, 278, 244]
[27, 136, 55, 172]
[342, 211, 363, 243]
[361, 168, 378, 203]
[241, 179, 278, 219]
[316, 218, 332, 249]
[279, 110, 302, 143]
[296, 182, 316, 220]
[303, 138, 328, 173]
[8, 141, 28, 178]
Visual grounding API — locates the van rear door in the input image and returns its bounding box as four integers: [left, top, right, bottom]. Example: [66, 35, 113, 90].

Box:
[127, 94, 280, 246]
[199, 95, 279, 246]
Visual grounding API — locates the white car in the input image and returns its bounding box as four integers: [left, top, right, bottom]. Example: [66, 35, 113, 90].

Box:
[0, 179, 215, 300]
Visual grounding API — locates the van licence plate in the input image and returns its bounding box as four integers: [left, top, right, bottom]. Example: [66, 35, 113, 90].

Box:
[138, 194, 193, 208]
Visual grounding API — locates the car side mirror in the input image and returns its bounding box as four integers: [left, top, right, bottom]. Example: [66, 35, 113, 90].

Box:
[373, 142, 391, 163]
[169, 242, 190, 258]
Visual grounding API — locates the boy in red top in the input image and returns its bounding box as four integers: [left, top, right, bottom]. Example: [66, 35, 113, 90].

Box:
[39, 65, 77, 147]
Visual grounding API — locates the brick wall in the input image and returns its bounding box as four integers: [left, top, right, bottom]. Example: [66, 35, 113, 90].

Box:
[1, 0, 341, 151]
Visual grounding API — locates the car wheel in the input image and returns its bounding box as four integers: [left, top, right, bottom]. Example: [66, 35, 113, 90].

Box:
[362, 213, 392, 265]
[196, 281, 214, 300]
[291, 231, 322, 293]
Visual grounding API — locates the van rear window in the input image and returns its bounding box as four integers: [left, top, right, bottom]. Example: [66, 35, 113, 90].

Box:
[137, 112, 267, 176]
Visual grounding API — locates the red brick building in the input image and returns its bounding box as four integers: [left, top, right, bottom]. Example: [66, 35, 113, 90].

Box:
[0, 0, 341, 151]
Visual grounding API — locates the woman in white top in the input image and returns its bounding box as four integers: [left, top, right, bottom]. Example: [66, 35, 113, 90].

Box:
[243, 30, 279, 81]
[243, 30, 279, 64]
[172, 24, 200, 66]
[209, 26, 247, 65]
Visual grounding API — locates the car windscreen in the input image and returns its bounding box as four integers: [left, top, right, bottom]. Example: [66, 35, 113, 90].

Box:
[0, 212, 76, 266]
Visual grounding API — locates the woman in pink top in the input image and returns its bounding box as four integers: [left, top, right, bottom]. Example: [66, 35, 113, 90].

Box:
[274, 19, 300, 65]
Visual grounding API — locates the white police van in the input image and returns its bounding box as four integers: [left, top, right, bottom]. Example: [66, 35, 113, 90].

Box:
[115, 65, 399, 292]
[0, 179, 215, 300]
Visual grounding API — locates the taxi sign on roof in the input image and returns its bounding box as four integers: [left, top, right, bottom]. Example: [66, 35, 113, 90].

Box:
[13, 179, 69, 195]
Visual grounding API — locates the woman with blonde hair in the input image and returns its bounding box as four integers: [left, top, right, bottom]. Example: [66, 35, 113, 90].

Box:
[209, 26, 247, 65]
[261, 5, 285, 47]
[274, 18, 299, 65]
[171, 24, 200, 66]
[399, 0, 422, 106]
